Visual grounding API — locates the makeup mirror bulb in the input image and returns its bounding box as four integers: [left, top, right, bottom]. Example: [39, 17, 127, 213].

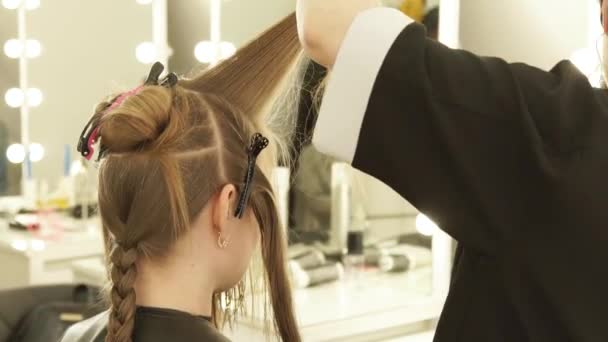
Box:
[29, 143, 44, 163]
[415, 213, 438, 237]
[6, 144, 25, 164]
[25, 39, 41, 58]
[4, 39, 21, 58]
[195, 41, 236, 64]
[30, 239, 46, 251]
[70, 160, 84, 177]
[4, 88, 24, 108]
[220, 41, 236, 59]
[24, 0, 38, 10]
[3, 39, 41, 59]
[2, 0, 39, 10]
[26, 88, 43, 107]
[10, 239, 27, 251]
[570, 48, 598, 76]
[1, 0, 20, 10]
[194, 41, 215, 64]
[136, 42, 157, 64]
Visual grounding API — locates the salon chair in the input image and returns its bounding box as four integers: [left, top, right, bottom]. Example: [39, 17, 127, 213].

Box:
[0, 284, 104, 342]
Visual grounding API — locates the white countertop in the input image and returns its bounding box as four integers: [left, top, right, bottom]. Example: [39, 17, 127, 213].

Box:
[294, 267, 433, 327]
[233, 267, 444, 341]
[0, 217, 103, 259]
[0, 217, 105, 289]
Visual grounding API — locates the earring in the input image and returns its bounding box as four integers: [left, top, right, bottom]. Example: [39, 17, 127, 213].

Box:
[217, 232, 229, 249]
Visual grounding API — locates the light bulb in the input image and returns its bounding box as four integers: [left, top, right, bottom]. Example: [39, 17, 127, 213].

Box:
[4, 39, 41, 58]
[136, 42, 156, 64]
[26, 88, 43, 107]
[25, 39, 41, 58]
[220, 41, 236, 60]
[570, 48, 598, 76]
[4, 39, 21, 58]
[136, 0, 153, 4]
[24, 0, 38, 10]
[2, 0, 20, 10]
[194, 41, 216, 64]
[5, 88, 24, 108]
[415, 213, 438, 237]
[30, 239, 45, 251]
[11, 240, 27, 251]
[70, 160, 84, 176]
[28, 143, 44, 162]
[6, 143, 25, 164]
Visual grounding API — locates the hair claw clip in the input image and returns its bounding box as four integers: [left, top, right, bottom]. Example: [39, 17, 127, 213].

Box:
[234, 133, 269, 219]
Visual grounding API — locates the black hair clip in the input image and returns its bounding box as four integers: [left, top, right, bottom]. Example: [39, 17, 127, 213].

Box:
[76, 62, 178, 161]
[234, 133, 269, 219]
[77, 115, 100, 161]
[160, 73, 178, 87]
[145, 62, 165, 85]
[146, 61, 179, 88]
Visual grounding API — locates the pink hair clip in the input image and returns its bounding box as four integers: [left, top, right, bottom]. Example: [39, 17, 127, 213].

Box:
[77, 62, 178, 161]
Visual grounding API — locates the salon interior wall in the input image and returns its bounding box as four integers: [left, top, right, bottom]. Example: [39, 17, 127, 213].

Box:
[168, 0, 296, 74]
[459, 0, 592, 70]
[0, 9, 21, 195]
[26, 1, 151, 188]
[427, 0, 439, 9]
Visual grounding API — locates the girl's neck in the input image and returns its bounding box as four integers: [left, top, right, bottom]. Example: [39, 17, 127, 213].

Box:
[134, 258, 214, 317]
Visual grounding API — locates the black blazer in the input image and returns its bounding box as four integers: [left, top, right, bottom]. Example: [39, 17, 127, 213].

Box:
[315, 19, 608, 341]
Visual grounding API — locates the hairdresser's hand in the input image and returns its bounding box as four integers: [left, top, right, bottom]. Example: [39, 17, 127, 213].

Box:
[296, 0, 381, 67]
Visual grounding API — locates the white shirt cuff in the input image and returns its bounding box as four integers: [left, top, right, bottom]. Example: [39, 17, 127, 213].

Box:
[312, 7, 413, 163]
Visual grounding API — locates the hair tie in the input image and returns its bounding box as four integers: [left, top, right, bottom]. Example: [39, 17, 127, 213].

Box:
[234, 133, 269, 219]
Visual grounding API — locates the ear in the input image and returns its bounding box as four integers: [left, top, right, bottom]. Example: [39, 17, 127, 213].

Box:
[212, 184, 239, 235]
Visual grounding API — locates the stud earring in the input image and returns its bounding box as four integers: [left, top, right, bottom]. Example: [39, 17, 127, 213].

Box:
[217, 232, 230, 249]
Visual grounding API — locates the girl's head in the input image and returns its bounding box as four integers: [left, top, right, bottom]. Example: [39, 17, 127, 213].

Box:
[85, 14, 302, 342]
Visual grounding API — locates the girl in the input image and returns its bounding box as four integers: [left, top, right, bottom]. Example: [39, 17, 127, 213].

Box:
[62, 14, 302, 342]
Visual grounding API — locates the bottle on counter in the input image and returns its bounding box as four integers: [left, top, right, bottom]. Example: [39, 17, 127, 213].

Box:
[344, 204, 366, 282]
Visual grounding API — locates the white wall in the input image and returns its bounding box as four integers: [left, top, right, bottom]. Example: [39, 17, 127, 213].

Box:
[222, 0, 296, 47]
[459, 0, 596, 70]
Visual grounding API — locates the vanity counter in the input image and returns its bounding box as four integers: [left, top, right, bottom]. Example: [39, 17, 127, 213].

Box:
[230, 267, 443, 341]
[0, 218, 104, 289]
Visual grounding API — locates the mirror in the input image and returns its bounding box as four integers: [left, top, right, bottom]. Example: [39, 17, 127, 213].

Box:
[28, 1, 152, 188]
[0, 7, 22, 196]
[0, 1, 451, 340]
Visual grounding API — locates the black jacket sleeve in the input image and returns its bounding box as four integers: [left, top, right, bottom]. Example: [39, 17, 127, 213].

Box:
[351, 23, 606, 255]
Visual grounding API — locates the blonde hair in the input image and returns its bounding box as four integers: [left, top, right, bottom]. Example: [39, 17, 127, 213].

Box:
[92, 13, 302, 342]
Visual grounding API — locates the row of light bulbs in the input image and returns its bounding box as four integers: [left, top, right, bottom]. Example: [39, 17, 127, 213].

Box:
[134, 0, 236, 65]
[2, 0, 39, 10]
[2, 0, 44, 110]
[6, 143, 44, 164]
[2, 0, 45, 165]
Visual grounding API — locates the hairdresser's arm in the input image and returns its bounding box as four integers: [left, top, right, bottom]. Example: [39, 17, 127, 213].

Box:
[311, 8, 603, 254]
[296, 0, 381, 67]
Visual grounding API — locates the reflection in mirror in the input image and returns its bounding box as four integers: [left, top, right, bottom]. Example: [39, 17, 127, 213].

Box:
[0, 7, 21, 195]
[285, 2, 449, 340]
[27, 1, 151, 191]
[0, 1, 454, 341]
